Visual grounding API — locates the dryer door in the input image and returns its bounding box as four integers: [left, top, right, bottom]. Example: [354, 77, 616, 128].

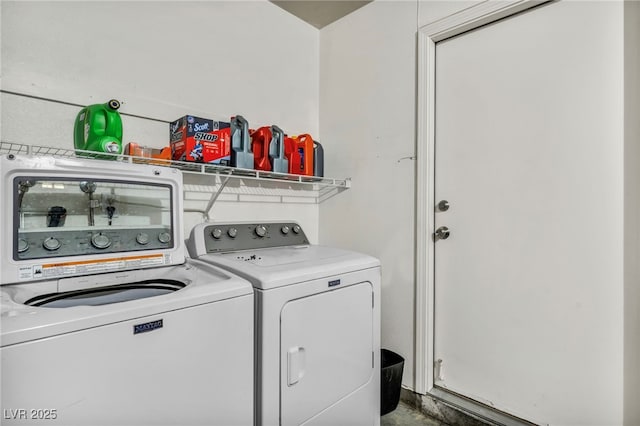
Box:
[280, 282, 374, 425]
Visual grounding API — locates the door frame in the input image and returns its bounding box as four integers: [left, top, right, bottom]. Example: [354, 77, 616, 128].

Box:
[414, 0, 551, 396]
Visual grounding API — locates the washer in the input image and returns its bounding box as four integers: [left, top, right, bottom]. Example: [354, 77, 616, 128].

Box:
[1, 154, 254, 426]
[187, 221, 381, 426]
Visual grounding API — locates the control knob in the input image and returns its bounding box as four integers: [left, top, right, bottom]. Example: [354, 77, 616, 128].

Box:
[292, 225, 301, 234]
[227, 228, 238, 238]
[158, 232, 172, 244]
[91, 233, 112, 249]
[136, 233, 150, 245]
[43, 237, 61, 251]
[18, 238, 29, 253]
[255, 225, 267, 238]
[281, 225, 290, 235]
[211, 228, 223, 239]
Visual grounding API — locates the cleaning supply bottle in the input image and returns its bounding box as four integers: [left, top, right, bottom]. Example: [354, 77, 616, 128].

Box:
[284, 135, 302, 175]
[270, 125, 289, 174]
[74, 99, 123, 157]
[230, 115, 254, 169]
[251, 126, 273, 171]
[313, 141, 324, 177]
[291, 134, 315, 176]
[74, 99, 123, 158]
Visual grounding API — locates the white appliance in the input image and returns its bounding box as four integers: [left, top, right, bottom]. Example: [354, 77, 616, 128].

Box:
[187, 222, 381, 426]
[0, 154, 254, 426]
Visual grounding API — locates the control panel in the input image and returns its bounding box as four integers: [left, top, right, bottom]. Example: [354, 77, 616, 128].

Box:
[201, 222, 309, 253]
[16, 226, 173, 260]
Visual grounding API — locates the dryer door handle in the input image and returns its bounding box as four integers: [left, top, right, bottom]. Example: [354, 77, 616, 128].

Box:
[287, 346, 306, 386]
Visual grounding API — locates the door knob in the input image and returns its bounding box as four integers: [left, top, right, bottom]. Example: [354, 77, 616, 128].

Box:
[433, 226, 450, 241]
[437, 200, 450, 212]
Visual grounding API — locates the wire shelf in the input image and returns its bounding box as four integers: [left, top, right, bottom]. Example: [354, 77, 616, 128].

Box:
[0, 141, 350, 205]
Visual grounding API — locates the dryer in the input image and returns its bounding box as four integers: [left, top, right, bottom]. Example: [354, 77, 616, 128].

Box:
[187, 222, 381, 426]
[0, 154, 254, 426]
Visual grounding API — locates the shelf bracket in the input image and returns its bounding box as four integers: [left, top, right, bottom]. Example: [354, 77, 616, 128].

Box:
[202, 174, 232, 221]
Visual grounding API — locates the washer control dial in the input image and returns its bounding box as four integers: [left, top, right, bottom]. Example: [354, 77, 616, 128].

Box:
[158, 232, 172, 244]
[292, 225, 301, 234]
[255, 225, 267, 238]
[281, 225, 290, 235]
[136, 233, 150, 245]
[43, 237, 61, 251]
[18, 238, 29, 253]
[228, 228, 238, 238]
[91, 233, 112, 249]
[211, 228, 223, 239]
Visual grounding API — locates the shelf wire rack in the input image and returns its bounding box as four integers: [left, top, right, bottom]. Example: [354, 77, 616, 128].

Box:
[0, 141, 350, 205]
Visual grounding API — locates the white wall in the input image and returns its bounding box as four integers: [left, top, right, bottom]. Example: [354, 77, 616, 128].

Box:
[624, 1, 640, 424]
[1, 0, 321, 241]
[417, 0, 482, 26]
[319, 0, 419, 389]
[319, 0, 484, 394]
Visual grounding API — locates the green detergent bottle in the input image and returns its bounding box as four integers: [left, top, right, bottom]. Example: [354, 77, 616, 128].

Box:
[74, 99, 123, 158]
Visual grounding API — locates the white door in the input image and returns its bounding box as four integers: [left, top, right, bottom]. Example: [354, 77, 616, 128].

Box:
[280, 282, 374, 426]
[433, 1, 623, 424]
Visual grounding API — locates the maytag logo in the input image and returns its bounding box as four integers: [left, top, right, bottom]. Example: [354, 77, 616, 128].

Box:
[133, 319, 163, 335]
[328, 279, 341, 287]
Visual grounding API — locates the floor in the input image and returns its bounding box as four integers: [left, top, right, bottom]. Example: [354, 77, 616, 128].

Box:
[381, 401, 447, 426]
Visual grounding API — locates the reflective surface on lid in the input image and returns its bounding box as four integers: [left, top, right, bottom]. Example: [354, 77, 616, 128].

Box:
[15, 177, 174, 260]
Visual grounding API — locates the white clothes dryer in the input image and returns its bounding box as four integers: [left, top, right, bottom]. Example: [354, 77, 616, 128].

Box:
[187, 222, 381, 426]
[0, 154, 254, 426]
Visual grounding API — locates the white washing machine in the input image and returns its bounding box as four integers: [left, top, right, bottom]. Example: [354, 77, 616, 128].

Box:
[0, 154, 254, 426]
[187, 222, 381, 426]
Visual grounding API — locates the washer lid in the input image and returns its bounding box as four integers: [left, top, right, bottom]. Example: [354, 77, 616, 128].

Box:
[198, 245, 380, 290]
[0, 155, 186, 286]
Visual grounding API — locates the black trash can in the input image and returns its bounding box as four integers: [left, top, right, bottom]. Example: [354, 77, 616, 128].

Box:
[380, 349, 405, 416]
